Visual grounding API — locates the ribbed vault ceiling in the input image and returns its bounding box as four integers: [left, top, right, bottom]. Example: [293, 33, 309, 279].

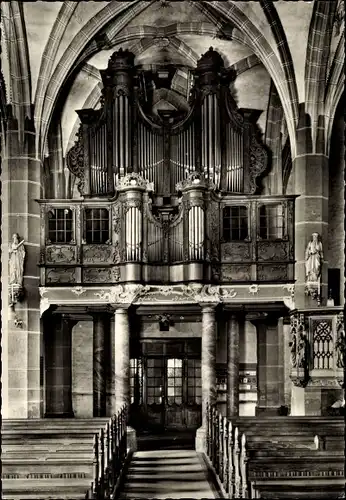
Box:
[1, 0, 344, 160]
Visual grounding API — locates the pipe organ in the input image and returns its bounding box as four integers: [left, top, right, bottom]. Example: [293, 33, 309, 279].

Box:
[67, 47, 268, 199]
[45, 47, 297, 286]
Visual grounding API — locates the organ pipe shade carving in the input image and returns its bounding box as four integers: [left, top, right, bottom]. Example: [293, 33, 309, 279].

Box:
[66, 47, 268, 198]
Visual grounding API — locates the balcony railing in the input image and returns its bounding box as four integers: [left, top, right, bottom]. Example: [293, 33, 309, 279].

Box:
[206, 404, 250, 498]
[87, 405, 128, 500]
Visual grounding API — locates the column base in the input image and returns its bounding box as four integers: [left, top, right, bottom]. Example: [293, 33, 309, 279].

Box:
[127, 426, 137, 452]
[44, 411, 75, 418]
[195, 426, 207, 452]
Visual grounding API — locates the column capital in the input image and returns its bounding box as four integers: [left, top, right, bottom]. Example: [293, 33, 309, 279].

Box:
[114, 306, 130, 314]
[200, 303, 218, 313]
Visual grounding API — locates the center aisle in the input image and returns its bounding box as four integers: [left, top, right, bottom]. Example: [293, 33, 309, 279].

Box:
[118, 449, 222, 499]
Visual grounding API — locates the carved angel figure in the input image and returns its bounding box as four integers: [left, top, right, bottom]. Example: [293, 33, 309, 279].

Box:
[305, 233, 323, 282]
[9, 233, 25, 286]
[289, 333, 297, 368]
[296, 333, 307, 369]
[336, 330, 346, 369]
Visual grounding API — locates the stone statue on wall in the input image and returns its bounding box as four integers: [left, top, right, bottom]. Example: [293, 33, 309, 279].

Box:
[9, 233, 26, 286]
[305, 233, 323, 282]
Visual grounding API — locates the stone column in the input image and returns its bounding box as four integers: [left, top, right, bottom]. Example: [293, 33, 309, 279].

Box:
[291, 110, 329, 308]
[114, 308, 130, 412]
[252, 315, 284, 416]
[196, 305, 217, 451]
[227, 314, 240, 418]
[93, 314, 109, 417]
[45, 314, 74, 417]
[113, 307, 137, 450]
[2, 111, 42, 418]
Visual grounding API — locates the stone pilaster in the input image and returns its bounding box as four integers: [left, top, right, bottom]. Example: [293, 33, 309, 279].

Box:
[227, 314, 240, 418]
[93, 314, 110, 417]
[252, 315, 285, 416]
[2, 111, 43, 418]
[196, 305, 217, 452]
[113, 307, 137, 450]
[293, 113, 329, 307]
[45, 314, 74, 417]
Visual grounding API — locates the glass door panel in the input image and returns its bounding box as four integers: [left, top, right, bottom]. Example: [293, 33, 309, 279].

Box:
[165, 358, 184, 429]
[185, 359, 202, 428]
[146, 358, 165, 430]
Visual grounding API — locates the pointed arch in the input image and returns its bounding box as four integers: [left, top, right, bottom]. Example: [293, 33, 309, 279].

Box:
[129, 35, 198, 66]
[34, 2, 78, 133]
[1, 1, 32, 128]
[325, 33, 345, 156]
[230, 54, 261, 76]
[37, 0, 156, 158]
[304, 0, 337, 151]
[199, 1, 297, 157]
[259, 0, 299, 123]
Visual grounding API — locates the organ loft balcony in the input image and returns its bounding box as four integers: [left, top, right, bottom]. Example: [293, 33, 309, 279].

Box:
[38, 47, 297, 287]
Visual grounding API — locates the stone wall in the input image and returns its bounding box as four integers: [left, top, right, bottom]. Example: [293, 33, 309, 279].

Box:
[71, 321, 93, 418]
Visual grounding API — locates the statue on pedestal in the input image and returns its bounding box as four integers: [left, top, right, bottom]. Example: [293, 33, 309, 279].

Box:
[9, 233, 26, 286]
[305, 233, 323, 303]
[305, 232, 323, 282]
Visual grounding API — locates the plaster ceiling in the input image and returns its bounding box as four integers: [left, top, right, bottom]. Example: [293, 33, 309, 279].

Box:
[124, 1, 211, 28]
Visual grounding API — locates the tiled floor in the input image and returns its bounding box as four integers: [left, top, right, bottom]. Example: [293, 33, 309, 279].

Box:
[119, 450, 222, 499]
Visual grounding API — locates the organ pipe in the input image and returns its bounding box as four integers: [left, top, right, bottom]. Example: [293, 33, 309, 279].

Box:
[125, 206, 142, 261]
[188, 205, 204, 260]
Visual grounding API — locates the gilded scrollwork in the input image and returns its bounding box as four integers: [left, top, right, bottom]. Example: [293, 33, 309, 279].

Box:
[222, 242, 251, 262]
[257, 264, 288, 281]
[116, 173, 152, 191]
[66, 127, 85, 196]
[176, 171, 216, 192]
[46, 268, 76, 284]
[83, 267, 112, 283]
[123, 199, 142, 214]
[221, 264, 251, 281]
[112, 205, 121, 234]
[46, 246, 75, 264]
[83, 245, 113, 264]
[257, 241, 288, 261]
[248, 134, 268, 194]
[94, 284, 145, 304]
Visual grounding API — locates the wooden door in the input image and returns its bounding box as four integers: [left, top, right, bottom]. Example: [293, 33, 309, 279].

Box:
[130, 340, 202, 432]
